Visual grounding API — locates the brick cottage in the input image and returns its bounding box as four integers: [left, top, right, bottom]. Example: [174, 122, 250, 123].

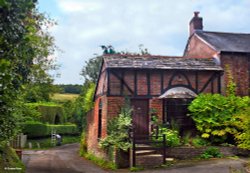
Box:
[86, 12, 250, 164]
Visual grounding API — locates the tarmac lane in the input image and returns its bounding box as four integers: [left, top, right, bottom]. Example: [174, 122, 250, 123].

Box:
[22, 143, 111, 173]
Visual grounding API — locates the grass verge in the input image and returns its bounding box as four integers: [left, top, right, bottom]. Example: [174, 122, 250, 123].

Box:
[83, 152, 117, 170]
[24, 135, 80, 149]
[0, 144, 25, 173]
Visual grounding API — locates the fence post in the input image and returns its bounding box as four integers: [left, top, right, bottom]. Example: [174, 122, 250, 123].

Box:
[162, 134, 166, 164]
[132, 134, 136, 167]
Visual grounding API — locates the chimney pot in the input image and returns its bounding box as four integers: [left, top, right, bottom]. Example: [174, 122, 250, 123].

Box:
[194, 11, 199, 17]
[189, 11, 203, 36]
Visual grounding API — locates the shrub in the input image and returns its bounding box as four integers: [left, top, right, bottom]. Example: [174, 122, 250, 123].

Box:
[200, 147, 223, 159]
[0, 144, 25, 173]
[79, 132, 87, 156]
[99, 101, 132, 151]
[27, 102, 65, 124]
[153, 126, 181, 147]
[21, 121, 78, 138]
[233, 107, 250, 150]
[188, 94, 249, 143]
[21, 121, 47, 138]
[192, 136, 210, 147]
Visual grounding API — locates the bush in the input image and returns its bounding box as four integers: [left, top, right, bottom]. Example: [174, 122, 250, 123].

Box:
[153, 126, 181, 147]
[188, 94, 249, 143]
[27, 102, 65, 124]
[233, 107, 250, 150]
[22, 121, 78, 138]
[200, 147, 223, 159]
[0, 144, 25, 173]
[21, 121, 47, 138]
[99, 102, 132, 151]
[192, 136, 210, 147]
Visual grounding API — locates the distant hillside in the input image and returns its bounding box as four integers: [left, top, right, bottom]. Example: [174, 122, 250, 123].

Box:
[55, 84, 82, 94]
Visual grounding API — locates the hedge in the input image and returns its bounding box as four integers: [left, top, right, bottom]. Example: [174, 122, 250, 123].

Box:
[22, 121, 78, 138]
[27, 102, 65, 124]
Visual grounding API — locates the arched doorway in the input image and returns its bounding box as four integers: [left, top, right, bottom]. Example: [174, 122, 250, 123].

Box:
[159, 87, 197, 135]
[54, 114, 60, 124]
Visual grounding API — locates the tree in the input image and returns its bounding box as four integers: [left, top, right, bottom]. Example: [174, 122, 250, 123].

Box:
[81, 56, 102, 83]
[0, 0, 56, 144]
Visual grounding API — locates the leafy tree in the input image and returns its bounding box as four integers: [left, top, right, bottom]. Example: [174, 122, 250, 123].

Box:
[80, 56, 102, 83]
[0, 0, 56, 144]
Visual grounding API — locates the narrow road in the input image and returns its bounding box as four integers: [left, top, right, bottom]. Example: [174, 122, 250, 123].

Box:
[23, 143, 249, 173]
[22, 143, 110, 173]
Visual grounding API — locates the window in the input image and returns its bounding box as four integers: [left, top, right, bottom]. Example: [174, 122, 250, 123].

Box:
[98, 100, 102, 139]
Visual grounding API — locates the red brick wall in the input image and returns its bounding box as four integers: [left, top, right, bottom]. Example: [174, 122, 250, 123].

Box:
[86, 96, 125, 159]
[150, 72, 161, 95]
[96, 64, 108, 96]
[137, 72, 147, 95]
[149, 98, 163, 122]
[184, 34, 217, 58]
[221, 53, 250, 96]
[86, 96, 108, 158]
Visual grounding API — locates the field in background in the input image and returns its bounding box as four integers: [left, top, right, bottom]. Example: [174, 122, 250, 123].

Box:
[51, 93, 79, 102]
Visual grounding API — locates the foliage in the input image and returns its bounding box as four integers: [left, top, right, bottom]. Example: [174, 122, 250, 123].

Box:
[191, 136, 210, 147]
[26, 102, 64, 124]
[99, 102, 132, 151]
[79, 132, 87, 156]
[152, 125, 181, 147]
[233, 107, 250, 149]
[25, 136, 80, 149]
[23, 81, 59, 102]
[0, 0, 56, 145]
[55, 84, 82, 94]
[83, 152, 117, 170]
[0, 144, 25, 173]
[188, 94, 249, 143]
[22, 121, 78, 138]
[51, 93, 79, 102]
[82, 82, 95, 113]
[200, 147, 223, 159]
[225, 65, 237, 96]
[81, 56, 103, 83]
[130, 166, 144, 172]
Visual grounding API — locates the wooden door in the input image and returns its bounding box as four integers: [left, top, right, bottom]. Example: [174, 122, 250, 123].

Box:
[131, 99, 149, 136]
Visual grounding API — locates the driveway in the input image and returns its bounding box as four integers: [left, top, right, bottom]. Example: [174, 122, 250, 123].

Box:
[22, 143, 110, 173]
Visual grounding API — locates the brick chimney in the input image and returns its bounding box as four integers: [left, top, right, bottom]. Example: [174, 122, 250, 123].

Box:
[189, 11, 203, 36]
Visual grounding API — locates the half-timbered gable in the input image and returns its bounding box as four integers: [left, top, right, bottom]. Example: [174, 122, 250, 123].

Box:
[102, 55, 222, 98]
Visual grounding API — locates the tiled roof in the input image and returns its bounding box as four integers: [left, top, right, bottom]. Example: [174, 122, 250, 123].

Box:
[103, 55, 223, 71]
[195, 31, 250, 53]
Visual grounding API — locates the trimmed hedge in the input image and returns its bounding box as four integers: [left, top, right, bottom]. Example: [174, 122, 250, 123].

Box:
[22, 121, 78, 138]
[27, 102, 65, 124]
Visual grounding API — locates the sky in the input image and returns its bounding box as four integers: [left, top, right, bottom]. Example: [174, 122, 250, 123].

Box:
[38, 0, 250, 84]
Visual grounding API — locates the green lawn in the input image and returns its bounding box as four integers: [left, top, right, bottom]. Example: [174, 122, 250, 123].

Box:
[51, 93, 79, 102]
[25, 135, 80, 149]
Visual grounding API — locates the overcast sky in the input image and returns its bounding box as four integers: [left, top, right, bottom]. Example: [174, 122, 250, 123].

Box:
[38, 0, 250, 84]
